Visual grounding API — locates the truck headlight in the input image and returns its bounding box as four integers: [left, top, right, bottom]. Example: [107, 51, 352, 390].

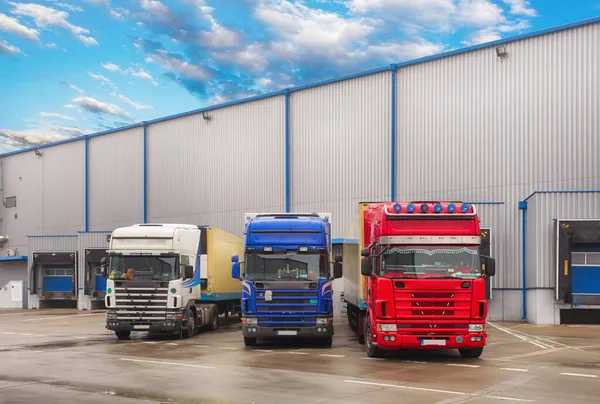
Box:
[245, 318, 258, 326]
[107, 313, 117, 319]
[316, 318, 328, 325]
[379, 324, 397, 332]
[469, 324, 485, 332]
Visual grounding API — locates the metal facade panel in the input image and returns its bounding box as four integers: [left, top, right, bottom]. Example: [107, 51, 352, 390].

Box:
[290, 72, 392, 239]
[396, 23, 600, 290]
[89, 128, 144, 230]
[147, 96, 285, 237]
[527, 192, 600, 289]
[77, 232, 110, 290]
[28, 235, 78, 253]
[0, 141, 84, 257]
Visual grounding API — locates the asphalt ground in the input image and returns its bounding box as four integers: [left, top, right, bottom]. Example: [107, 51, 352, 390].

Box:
[1, 309, 599, 403]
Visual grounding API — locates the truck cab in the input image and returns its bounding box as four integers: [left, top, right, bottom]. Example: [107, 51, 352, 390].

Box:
[231, 213, 342, 347]
[349, 202, 496, 358]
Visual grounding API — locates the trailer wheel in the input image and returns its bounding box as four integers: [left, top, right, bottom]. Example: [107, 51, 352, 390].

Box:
[458, 347, 483, 359]
[209, 308, 219, 331]
[115, 330, 130, 340]
[244, 337, 257, 346]
[365, 317, 382, 358]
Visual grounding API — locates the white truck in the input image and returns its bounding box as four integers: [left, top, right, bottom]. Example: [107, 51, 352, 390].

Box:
[102, 223, 244, 340]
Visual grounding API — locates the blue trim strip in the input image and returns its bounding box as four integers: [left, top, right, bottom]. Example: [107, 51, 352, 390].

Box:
[143, 123, 148, 223]
[200, 292, 242, 301]
[332, 238, 359, 245]
[525, 190, 600, 201]
[284, 90, 291, 213]
[0, 255, 27, 261]
[519, 201, 527, 320]
[84, 137, 89, 232]
[390, 64, 397, 202]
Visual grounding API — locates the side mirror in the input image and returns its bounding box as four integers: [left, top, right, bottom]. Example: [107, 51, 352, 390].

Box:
[231, 255, 239, 263]
[333, 262, 342, 279]
[483, 256, 496, 277]
[334, 255, 343, 263]
[184, 265, 194, 279]
[361, 257, 372, 276]
[232, 262, 241, 280]
[361, 248, 370, 257]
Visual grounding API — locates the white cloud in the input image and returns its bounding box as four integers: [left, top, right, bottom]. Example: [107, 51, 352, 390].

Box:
[9, 2, 98, 46]
[346, 0, 457, 28]
[146, 49, 209, 80]
[109, 7, 129, 19]
[256, 0, 376, 55]
[118, 94, 153, 110]
[198, 21, 242, 48]
[55, 3, 84, 12]
[0, 128, 68, 148]
[497, 19, 531, 32]
[87, 71, 116, 88]
[457, 0, 504, 27]
[84, 0, 110, 5]
[44, 42, 57, 48]
[462, 27, 501, 45]
[64, 104, 76, 108]
[73, 96, 132, 120]
[0, 12, 40, 41]
[139, 0, 179, 25]
[64, 82, 84, 94]
[50, 126, 90, 136]
[0, 40, 22, 54]
[360, 39, 446, 61]
[212, 43, 268, 72]
[101, 62, 121, 72]
[126, 67, 159, 86]
[40, 112, 75, 121]
[503, 0, 536, 17]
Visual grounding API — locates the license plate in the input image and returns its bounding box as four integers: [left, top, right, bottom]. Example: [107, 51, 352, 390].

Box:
[421, 339, 446, 346]
[132, 325, 149, 330]
[276, 330, 297, 336]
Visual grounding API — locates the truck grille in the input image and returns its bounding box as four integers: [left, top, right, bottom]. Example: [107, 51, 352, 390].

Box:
[395, 289, 472, 335]
[255, 289, 318, 326]
[114, 285, 168, 323]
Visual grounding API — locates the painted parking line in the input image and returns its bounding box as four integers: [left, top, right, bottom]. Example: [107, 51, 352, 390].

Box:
[446, 363, 480, 368]
[559, 373, 598, 378]
[118, 358, 216, 369]
[320, 354, 346, 358]
[402, 360, 427, 364]
[21, 313, 104, 322]
[344, 380, 534, 402]
[501, 368, 529, 372]
[221, 347, 241, 350]
[253, 349, 274, 353]
[285, 351, 309, 355]
[488, 322, 553, 349]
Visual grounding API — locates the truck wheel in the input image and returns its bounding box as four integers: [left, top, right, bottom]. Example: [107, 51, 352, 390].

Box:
[244, 337, 257, 347]
[459, 347, 483, 359]
[183, 309, 196, 339]
[115, 330, 130, 340]
[365, 318, 382, 358]
[209, 309, 219, 331]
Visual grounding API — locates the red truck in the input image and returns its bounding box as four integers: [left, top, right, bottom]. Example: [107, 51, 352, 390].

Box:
[343, 201, 496, 358]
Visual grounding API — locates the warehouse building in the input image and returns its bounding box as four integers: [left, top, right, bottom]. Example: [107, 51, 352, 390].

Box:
[0, 17, 598, 324]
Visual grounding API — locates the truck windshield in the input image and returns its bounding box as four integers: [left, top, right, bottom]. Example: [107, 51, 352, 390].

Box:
[109, 255, 178, 281]
[245, 253, 328, 281]
[379, 245, 481, 279]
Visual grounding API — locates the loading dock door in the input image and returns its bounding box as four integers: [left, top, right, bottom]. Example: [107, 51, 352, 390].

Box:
[571, 249, 600, 306]
[481, 228, 492, 300]
[84, 249, 107, 297]
[31, 252, 77, 299]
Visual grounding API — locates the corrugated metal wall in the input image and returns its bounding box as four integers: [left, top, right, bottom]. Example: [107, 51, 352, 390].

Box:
[395, 23, 600, 287]
[28, 235, 78, 253]
[526, 192, 600, 289]
[77, 231, 110, 291]
[89, 128, 144, 230]
[147, 96, 286, 237]
[0, 141, 85, 256]
[290, 72, 392, 238]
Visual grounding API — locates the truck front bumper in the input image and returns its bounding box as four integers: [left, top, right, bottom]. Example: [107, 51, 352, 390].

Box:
[373, 332, 488, 351]
[106, 320, 183, 333]
[242, 324, 333, 339]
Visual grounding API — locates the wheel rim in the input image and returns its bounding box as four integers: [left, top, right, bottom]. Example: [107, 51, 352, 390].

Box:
[365, 319, 373, 349]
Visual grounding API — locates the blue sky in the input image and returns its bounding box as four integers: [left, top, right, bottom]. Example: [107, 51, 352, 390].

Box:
[0, 0, 598, 152]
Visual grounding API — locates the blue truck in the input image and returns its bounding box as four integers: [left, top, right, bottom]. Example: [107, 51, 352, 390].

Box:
[231, 213, 343, 347]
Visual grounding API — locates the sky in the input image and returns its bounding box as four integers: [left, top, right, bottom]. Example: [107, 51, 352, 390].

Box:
[0, 0, 598, 153]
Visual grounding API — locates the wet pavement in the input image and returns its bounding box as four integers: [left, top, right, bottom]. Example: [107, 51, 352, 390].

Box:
[1, 309, 600, 403]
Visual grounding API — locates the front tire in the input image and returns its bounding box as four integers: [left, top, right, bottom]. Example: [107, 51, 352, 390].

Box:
[459, 347, 483, 359]
[183, 309, 196, 339]
[365, 317, 382, 358]
[115, 330, 131, 340]
[209, 308, 219, 331]
[244, 337, 257, 346]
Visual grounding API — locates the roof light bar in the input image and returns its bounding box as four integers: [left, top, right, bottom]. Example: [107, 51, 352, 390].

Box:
[420, 204, 429, 213]
[393, 203, 402, 213]
[461, 203, 471, 213]
[447, 203, 456, 213]
[407, 203, 416, 213]
[434, 203, 443, 213]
